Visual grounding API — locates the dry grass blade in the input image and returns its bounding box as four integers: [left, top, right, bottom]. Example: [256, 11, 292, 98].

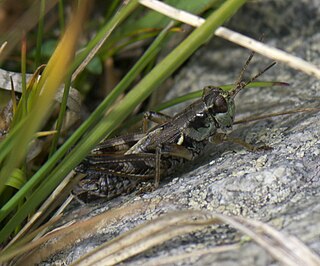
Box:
[139, 0, 205, 27]
[5, 207, 319, 265]
[215, 27, 320, 79]
[139, 0, 320, 79]
[233, 216, 320, 266]
[6, 171, 78, 248]
[72, 210, 221, 266]
[213, 213, 320, 266]
[93, 224, 209, 266]
[0, 41, 7, 55]
[138, 244, 241, 266]
[0, 215, 63, 263]
[8, 201, 147, 265]
[72, 210, 320, 266]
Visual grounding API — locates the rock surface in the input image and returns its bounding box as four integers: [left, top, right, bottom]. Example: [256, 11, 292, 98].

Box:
[40, 0, 320, 265]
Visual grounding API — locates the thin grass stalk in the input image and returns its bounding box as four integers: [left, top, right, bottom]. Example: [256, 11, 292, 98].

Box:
[58, 0, 65, 32]
[21, 33, 27, 116]
[49, 70, 72, 156]
[34, 0, 45, 68]
[105, 0, 122, 21]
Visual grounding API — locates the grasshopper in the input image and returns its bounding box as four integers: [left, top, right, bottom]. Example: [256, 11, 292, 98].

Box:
[74, 52, 276, 202]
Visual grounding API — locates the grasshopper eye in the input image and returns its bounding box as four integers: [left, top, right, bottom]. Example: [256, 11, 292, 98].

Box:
[214, 95, 228, 113]
[202, 88, 228, 113]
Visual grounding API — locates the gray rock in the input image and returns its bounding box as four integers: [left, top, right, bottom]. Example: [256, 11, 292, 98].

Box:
[41, 0, 320, 265]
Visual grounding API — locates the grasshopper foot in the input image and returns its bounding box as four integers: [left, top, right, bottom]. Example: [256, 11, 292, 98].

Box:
[136, 182, 158, 196]
[252, 144, 273, 151]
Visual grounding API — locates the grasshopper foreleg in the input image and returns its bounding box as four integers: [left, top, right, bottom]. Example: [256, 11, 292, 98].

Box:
[153, 143, 194, 188]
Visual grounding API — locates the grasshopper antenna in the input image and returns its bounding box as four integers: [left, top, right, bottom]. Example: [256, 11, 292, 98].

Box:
[230, 52, 276, 99]
[235, 50, 255, 88]
[243, 61, 276, 88]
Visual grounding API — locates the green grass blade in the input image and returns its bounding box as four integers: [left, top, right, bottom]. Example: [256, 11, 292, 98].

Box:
[49, 75, 72, 156]
[34, 0, 45, 68]
[21, 34, 27, 116]
[58, 0, 65, 32]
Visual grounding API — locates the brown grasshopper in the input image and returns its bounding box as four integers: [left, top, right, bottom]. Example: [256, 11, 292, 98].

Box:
[74, 52, 276, 202]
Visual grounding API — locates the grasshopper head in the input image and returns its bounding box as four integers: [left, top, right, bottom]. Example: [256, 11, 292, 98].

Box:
[202, 58, 276, 132]
[202, 86, 235, 132]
